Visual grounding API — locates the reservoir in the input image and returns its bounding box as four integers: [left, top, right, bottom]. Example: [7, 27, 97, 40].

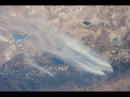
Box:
[112, 37, 118, 45]
[12, 34, 28, 41]
[83, 21, 91, 25]
[51, 57, 64, 65]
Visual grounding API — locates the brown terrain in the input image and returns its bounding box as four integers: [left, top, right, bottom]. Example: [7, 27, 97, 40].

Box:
[0, 5, 130, 91]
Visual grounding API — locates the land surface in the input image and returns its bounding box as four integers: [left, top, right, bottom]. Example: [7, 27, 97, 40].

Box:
[0, 6, 130, 91]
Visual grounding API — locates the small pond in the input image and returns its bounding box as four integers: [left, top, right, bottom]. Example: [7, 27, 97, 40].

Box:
[112, 37, 118, 45]
[83, 21, 91, 25]
[3, 77, 8, 80]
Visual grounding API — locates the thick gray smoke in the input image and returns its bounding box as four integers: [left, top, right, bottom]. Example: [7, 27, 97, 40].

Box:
[24, 18, 114, 76]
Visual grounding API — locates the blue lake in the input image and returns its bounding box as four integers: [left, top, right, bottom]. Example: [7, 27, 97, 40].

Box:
[12, 34, 28, 41]
[51, 57, 64, 65]
[83, 21, 91, 25]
